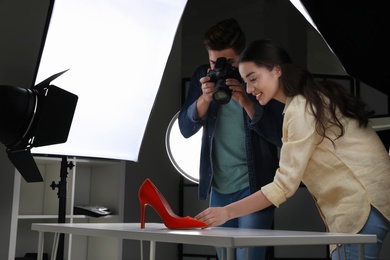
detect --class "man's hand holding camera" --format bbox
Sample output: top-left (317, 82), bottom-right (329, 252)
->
top-left (200, 75), bottom-right (215, 103)
top-left (197, 57), bottom-right (255, 119)
top-left (227, 78), bottom-right (254, 112)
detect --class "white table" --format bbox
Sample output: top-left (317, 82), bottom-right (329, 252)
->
top-left (31, 222), bottom-right (376, 260)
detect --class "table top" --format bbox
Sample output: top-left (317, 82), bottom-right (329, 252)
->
top-left (31, 222), bottom-right (377, 248)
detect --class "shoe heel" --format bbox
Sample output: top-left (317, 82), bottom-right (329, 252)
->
top-left (140, 200), bottom-right (146, 229)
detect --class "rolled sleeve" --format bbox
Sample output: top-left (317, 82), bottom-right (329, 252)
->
top-left (262, 177), bottom-right (287, 207)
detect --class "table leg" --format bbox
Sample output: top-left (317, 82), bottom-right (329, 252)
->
top-left (51, 233), bottom-right (60, 260)
top-left (37, 232), bottom-right (44, 260)
top-left (358, 244), bottom-right (365, 260)
top-left (226, 247), bottom-right (234, 260)
top-left (140, 240), bottom-right (143, 260)
top-left (150, 241), bottom-right (156, 260)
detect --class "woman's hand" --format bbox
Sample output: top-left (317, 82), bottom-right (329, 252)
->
top-left (196, 190), bottom-right (272, 228)
top-left (195, 207), bottom-right (230, 227)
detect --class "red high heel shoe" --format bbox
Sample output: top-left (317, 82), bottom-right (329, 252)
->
top-left (138, 178), bottom-right (206, 229)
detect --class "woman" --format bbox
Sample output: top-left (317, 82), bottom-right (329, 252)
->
top-left (195, 39), bottom-right (390, 259)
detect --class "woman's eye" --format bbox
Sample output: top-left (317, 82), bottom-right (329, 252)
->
top-left (250, 78), bottom-right (256, 82)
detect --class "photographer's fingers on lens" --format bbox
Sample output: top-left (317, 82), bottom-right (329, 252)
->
top-left (228, 85), bottom-right (241, 94)
top-left (226, 78), bottom-right (240, 87)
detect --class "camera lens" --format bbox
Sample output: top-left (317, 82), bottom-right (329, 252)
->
top-left (213, 82), bottom-right (231, 104)
top-left (213, 90), bottom-right (231, 104)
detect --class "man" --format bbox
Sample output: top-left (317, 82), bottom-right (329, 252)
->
top-left (179, 18), bottom-right (284, 259)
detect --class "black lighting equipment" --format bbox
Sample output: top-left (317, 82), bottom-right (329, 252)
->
top-left (299, 0), bottom-right (390, 96)
top-left (0, 69), bottom-right (78, 182)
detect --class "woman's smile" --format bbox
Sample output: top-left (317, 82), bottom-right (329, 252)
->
top-left (255, 92), bottom-right (263, 101)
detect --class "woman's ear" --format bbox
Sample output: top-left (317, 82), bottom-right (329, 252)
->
top-left (273, 65), bottom-right (282, 77)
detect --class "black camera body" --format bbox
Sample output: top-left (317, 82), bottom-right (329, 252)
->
top-left (207, 57), bottom-right (241, 104)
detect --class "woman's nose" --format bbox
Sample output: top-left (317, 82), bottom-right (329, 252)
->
top-left (245, 83), bottom-right (253, 94)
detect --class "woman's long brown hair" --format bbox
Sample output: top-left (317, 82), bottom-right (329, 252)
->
top-left (239, 39), bottom-right (374, 144)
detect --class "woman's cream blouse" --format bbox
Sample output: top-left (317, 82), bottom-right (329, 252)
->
top-left (262, 95), bottom-right (390, 240)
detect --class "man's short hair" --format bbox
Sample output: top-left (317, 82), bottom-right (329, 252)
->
top-left (203, 18), bottom-right (246, 55)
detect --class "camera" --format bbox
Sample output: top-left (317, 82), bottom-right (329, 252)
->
top-left (207, 57), bottom-right (242, 104)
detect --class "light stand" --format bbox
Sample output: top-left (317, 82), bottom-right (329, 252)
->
top-left (50, 156), bottom-right (74, 260)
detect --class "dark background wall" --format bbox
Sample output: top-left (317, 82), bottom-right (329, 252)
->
top-left (0, 0), bottom-right (52, 257)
